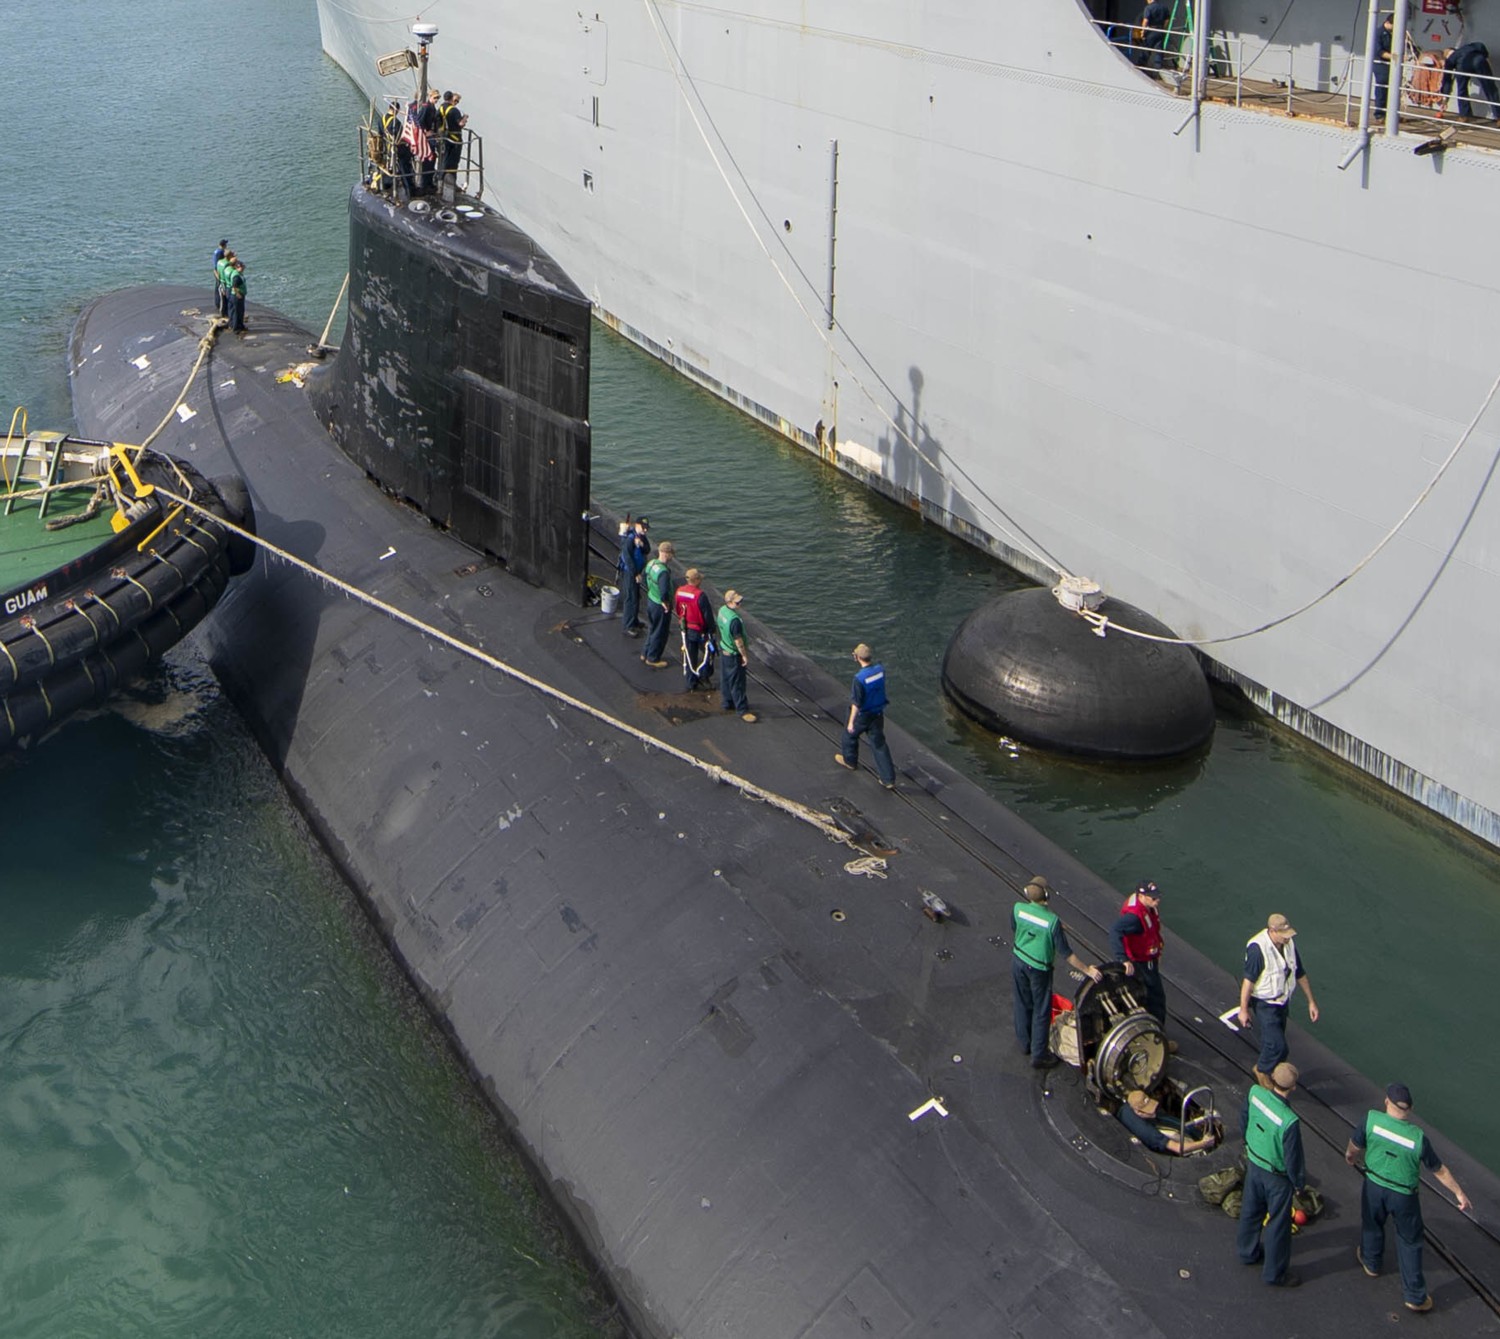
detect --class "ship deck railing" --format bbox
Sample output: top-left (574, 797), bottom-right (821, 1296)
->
top-left (358, 117), bottom-right (485, 205)
top-left (1092, 20), bottom-right (1500, 151)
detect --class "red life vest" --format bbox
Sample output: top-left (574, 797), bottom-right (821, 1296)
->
top-left (674, 585), bottom-right (709, 632)
top-left (1118, 893), bottom-right (1163, 962)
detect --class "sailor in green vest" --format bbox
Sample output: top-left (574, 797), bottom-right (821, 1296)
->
top-left (715, 590), bottom-right (756, 723)
top-left (1011, 875), bottom-right (1103, 1069)
top-left (1345, 1082), bottom-right (1471, 1314)
top-left (215, 250), bottom-right (236, 319)
top-left (1236, 1061), bottom-right (1306, 1287)
top-left (640, 539), bottom-right (675, 668)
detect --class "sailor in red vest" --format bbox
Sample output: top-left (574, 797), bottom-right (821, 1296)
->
top-left (1110, 880), bottom-right (1172, 1048)
top-left (673, 567), bottom-right (715, 691)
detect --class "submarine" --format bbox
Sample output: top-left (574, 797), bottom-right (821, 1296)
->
top-left (69, 81), bottom-right (1500, 1339)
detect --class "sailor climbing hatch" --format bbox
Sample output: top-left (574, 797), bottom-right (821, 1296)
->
top-left (1011, 875), bottom-right (1103, 1070)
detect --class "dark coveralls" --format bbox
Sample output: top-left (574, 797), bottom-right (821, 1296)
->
top-left (1237, 1086), bottom-right (1306, 1286)
top-left (642, 558), bottom-right (673, 664)
top-left (1442, 42), bottom-right (1500, 120)
top-left (674, 586), bottom-right (715, 690)
top-left (441, 101), bottom-right (464, 179)
top-left (1140, 1), bottom-right (1172, 69)
top-left (417, 98), bottom-right (442, 193)
top-left (1110, 901), bottom-right (1166, 1025)
top-left (1011, 900), bottom-right (1074, 1063)
top-left (227, 267), bottom-right (247, 333)
top-left (1350, 1113), bottom-right (1444, 1307)
top-left (1116, 1104), bottom-right (1172, 1154)
top-left (1243, 937), bottom-right (1307, 1073)
top-left (841, 663), bottom-right (895, 785)
top-left (392, 110), bottom-right (416, 199)
top-left (618, 525), bottom-right (647, 635)
top-left (717, 606), bottom-right (750, 713)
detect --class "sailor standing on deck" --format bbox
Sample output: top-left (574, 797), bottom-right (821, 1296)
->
top-left (673, 568), bottom-right (715, 691)
top-left (1237, 1062), bottom-right (1307, 1288)
top-left (836, 644), bottom-right (897, 789)
top-left (1110, 880), bottom-right (1174, 1049)
top-left (227, 259), bottom-right (247, 334)
top-left (1346, 1082), bottom-right (1471, 1314)
top-left (618, 516), bottom-right (648, 638)
top-left (440, 91), bottom-right (467, 183)
top-left (716, 590), bottom-right (756, 723)
top-left (1237, 913), bottom-right (1319, 1087)
top-left (1010, 876), bottom-right (1103, 1070)
top-left (640, 539), bottom-right (675, 668)
top-left (212, 239), bottom-right (228, 314)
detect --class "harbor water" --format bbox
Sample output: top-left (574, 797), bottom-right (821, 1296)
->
top-left (3, 2), bottom-right (1498, 1330)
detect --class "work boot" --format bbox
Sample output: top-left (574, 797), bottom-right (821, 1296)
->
top-left (1405, 1296), bottom-right (1434, 1313)
top-left (834, 754), bottom-right (855, 770)
top-left (1271, 1272), bottom-right (1302, 1289)
top-left (741, 712), bottom-right (757, 723)
top-left (1356, 1249), bottom-right (1379, 1278)
top-left (1031, 1051), bottom-right (1061, 1070)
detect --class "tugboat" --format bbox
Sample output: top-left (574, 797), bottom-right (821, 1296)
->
top-left (0, 410), bottom-right (252, 749)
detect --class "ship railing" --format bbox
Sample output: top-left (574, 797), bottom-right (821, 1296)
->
top-left (1094, 19), bottom-right (1500, 138)
top-left (1342, 54), bottom-right (1500, 138)
top-left (358, 112), bottom-right (485, 205)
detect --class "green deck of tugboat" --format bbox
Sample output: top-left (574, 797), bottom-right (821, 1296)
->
top-left (0, 484), bottom-right (115, 592)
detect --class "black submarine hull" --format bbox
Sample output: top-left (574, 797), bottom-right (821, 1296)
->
top-left (68, 196), bottom-right (1500, 1337)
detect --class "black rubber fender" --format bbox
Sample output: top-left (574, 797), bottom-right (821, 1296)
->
top-left (210, 473), bottom-right (257, 576)
top-left (0, 561), bottom-right (230, 748)
top-left (0, 455), bottom-right (236, 694)
top-left (941, 588), bottom-right (1215, 760)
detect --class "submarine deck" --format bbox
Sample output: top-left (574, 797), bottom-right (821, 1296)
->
top-left (70, 285), bottom-right (1500, 1339)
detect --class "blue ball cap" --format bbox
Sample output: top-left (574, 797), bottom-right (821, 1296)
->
top-left (1387, 1082), bottom-right (1413, 1110)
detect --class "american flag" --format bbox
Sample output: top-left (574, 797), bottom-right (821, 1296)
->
top-left (401, 100), bottom-right (434, 161)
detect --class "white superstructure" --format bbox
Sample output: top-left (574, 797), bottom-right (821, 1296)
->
top-left (317, 0), bottom-right (1500, 845)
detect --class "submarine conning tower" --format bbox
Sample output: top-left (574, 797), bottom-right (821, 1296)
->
top-left (309, 186), bottom-right (592, 603)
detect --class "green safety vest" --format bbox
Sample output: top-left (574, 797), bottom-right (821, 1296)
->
top-left (216, 257), bottom-right (233, 287)
top-left (716, 605), bottom-right (745, 656)
top-left (644, 558), bottom-right (671, 607)
top-left (1364, 1110), bottom-right (1424, 1194)
top-left (1012, 901), bottom-right (1059, 971)
top-left (1245, 1087), bottom-right (1299, 1175)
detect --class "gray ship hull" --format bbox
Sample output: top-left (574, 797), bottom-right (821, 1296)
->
top-left (316, 0), bottom-right (1500, 846)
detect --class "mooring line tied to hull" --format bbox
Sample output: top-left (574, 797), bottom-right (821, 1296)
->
top-left (127, 314), bottom-right (860, 851)
top-left (157, 482), bottom-right (859, 851)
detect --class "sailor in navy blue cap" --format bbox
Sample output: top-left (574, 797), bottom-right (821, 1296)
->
top-left (1346, 1082), bottom-right (1472, 1314)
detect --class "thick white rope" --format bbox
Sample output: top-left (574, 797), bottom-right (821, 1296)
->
top-left (159, 484), bottom-right (857, 849)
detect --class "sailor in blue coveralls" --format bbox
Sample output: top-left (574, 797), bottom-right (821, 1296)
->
top-left (1237, 1062), bottom-right (1306, 1287)
top-left (1442, 42), bottom-right (1500, 121)
top-left (618, 517), bottom-right (648, 637)
top-left (837, 644), bottom-right (896, 787)
top-left (1346, 1083), bottom-right (1472, 1314)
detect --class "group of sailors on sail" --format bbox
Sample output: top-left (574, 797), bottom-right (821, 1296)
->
top-left (369, 89), bottom-right (470, 200)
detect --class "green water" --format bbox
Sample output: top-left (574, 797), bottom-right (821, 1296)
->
top-left (1, 2), bottom-right (616, 1332)
top-left (2, 5), bottom-right (1496, 1331)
